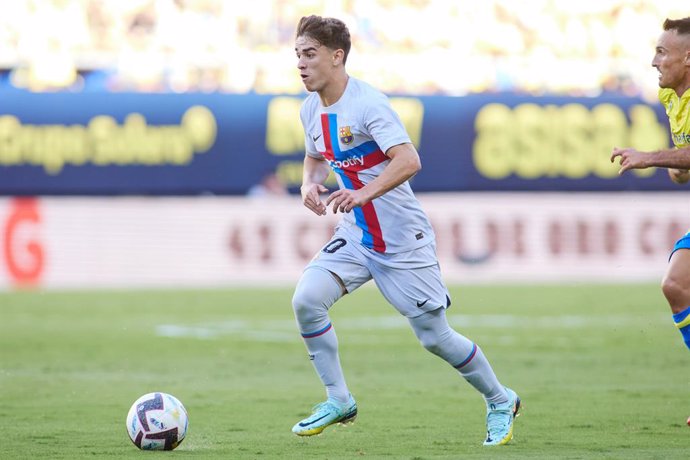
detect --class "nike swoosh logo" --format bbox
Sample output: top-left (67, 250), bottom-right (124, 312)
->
top-left (312, 133), bottom-right (322, 142)
top-left (416, 299), bottom-right (429, 308)
top-left (298, 414), bottom-right (329, 427)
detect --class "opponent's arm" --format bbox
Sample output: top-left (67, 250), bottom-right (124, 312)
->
top-left (668, 167), bottom-right (690, 184)
top-left (301, 155), bottom-right (331, 216)
top-left (611, 146), bottom-right (690, 172)
top-left (326, 142), bottom-right (421, 213)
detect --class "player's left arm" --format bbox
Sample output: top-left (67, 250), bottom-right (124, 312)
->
top-left (326, 143), bottom-right (421, 213)
top-left (668, 167), bottom-right (690, 184)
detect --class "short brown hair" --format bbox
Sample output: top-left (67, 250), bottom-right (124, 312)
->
top-left (663, 17), bottom-right (690, 35)
top-left (296, 15), bottom-right (351, 64)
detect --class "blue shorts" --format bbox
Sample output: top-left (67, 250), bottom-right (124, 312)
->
top-left (670, 230), bottom-right (690, 259)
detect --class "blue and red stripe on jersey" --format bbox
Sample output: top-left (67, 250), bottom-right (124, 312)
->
top-left (320, 113), bottom-right (388, 253)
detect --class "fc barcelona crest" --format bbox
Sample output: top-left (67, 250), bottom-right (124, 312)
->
top-left (339, 126), bottom-right (354, 144)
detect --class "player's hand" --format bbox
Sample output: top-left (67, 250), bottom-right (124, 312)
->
top-left (669, 168), bottom-right (690, 184)
top-left (301, 183), bottom-right (328, 216)
top-left (610, 147), bottom-right (648, 174)
top-left (326, 188), bottom-right (367, 214)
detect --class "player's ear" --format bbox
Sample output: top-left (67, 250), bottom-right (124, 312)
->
top-left (332, 49), bottom-right (344, 66)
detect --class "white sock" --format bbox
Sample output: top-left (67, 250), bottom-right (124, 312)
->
top-left (300, 320), bottom-right (350, 404)
top-left (454, 345), bottom-right (507, 405)
top-left (292, 267), bottom-right (350, 405)
top-left (408, 308), bottom-right (508, 405)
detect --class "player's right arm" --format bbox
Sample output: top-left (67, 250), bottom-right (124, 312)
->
top-left (301, 155), bottom-right (330, 216)
top-left (611, 145), bottom-right (690, 178)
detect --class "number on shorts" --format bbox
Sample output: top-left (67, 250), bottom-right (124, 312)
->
top-left (322, 238), bottom-right (347, 254)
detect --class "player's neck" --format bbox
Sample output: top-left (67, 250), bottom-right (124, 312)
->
top-left (319, 73), bottom-right (349, 107)
top-left (675, 81), bottom-right (690, 98)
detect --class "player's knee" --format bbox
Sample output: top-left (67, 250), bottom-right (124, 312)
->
top-left (419, 335), bottom-right (444, 356)
top-left (415, 326), bottom-right (449, 356)
top-left (409, 309), bottom-right (453, 356)
top-left (292, 268), bottom-right (341, 326)
top-left (661, 274), bottom-right (690, 313)
top-left (292, 286), bottom-right (325, 325)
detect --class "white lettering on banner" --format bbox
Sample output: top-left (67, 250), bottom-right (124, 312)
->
top-left (0, 194), bottom-right (687, 289)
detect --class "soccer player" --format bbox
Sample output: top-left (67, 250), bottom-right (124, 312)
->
top-left (290, 15), bottom-right (519, 446)
top-left (610, 17), bottom-right (690, 356)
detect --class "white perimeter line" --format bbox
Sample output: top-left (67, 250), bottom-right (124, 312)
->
top-left (156, 314), bottom-right (668, 341)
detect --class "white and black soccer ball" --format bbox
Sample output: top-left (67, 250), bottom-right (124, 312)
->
top-left (126, 392), bottom-right (188, 450)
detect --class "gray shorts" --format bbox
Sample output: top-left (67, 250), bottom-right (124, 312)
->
top-left (307, 229), bottom-right (451, 318)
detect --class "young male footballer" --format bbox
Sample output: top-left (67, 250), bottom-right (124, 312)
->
top-left (290, 15), bottom-right (519, 446)
top-left (611, 17), bottom-right (690, 423)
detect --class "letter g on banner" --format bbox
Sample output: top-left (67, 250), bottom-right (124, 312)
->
top-left (3, 198), bottom-right (44, 287)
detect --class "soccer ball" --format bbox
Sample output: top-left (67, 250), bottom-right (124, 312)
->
top-left (125, 392), bottom-right (188, 450)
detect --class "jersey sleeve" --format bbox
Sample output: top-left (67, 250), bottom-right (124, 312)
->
top-left (300, 100), bottom-right (322, 159)
top-left (362, 92), bottom-right (411, 155)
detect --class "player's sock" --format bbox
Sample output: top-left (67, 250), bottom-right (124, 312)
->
top-left (408, 309), bottom-right (508, 405)
top-left (672, 306), bottom-right (690, 350)
top-left (454, 344), bottom-right (508, 405)
top-left (300, 321), bottom-right (350, 404)
top-left (292, 267), bottom-right (350, 404)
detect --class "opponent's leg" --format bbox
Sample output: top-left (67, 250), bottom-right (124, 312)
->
top-left (661, 248), bottom-right (690, 350)
top-left (291, 266), bottom-right (356, 435)
top-left (408, 308), bottom-right (520, 446)
top-left (661, 242), bottom-right (690, 426)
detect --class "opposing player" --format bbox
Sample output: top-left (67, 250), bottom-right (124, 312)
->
top-left (611, 17), bottom-right (690, 355)
top-left (290, 15), bottom-right (519, 446)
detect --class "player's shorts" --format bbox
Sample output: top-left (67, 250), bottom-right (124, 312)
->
top-left (306, 228), bottom-right (450, 318)
top-left (670, 230), bottom-right (690, 259)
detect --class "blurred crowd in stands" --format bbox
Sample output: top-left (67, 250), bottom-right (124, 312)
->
top-left (0, 0), bottom-right (686, 100)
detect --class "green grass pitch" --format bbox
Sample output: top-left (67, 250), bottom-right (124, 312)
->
top-left (1, 283), bottom-right (688, 459)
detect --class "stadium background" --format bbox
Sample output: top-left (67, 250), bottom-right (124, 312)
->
top-left (1, 0), bottom-right (689, 289)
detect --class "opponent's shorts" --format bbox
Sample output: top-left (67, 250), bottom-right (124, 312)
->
top-left (306, 229), bottom-right (451, 318)
top-left (670, 230), bottom-right (690, 259)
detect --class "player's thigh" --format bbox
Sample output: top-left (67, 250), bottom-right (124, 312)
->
top-left (666, 250), bottom-right (690, 286)
top-left (307, 234), bottom-right (372, 293)
top-left (667, 232), bottom-right (690, 281)
top-left (372, 263), bottom-right (450, 317)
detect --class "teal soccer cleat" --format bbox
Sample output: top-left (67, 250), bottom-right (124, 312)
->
top-left (292, 395), bottom-right (357, 436)
top-left (483, 387), bottom-right (520, 446)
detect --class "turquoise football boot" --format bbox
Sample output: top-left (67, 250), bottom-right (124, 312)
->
top-left (292, 395), bottom-right (357, 436)
top-left (483, 387), bottom-right (520, 446)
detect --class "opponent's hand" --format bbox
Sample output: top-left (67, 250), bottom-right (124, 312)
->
top-left (301, 183), bottom-right (328, 215)
top-left (326, 188), bottom-right (367, 214)
top-left (610, 147), bottom-right (648, 174)
top-left (669, 168), bottom-right (690, 184)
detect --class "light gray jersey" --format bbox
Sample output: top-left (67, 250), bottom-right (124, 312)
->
top-left (300, 77), bottom-right (434, 254)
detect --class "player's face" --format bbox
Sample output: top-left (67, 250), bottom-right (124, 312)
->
top-left (652, 30), bottom-right (690, 94)
top-left (295, 36), bottom-right (339, 93)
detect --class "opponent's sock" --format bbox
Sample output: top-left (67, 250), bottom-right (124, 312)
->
top-left (672, 306), bottom-right (690, 350)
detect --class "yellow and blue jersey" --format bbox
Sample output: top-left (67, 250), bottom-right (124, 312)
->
top-left (660, 88), bottom-right (690, 255)
top-left (658, 87), bottom-right (690, 148)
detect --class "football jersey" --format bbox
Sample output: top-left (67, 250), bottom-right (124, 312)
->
top-left (300, 77), bottom-right (434, 254)
top-left (659, 87), bottom-right (690, 148)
